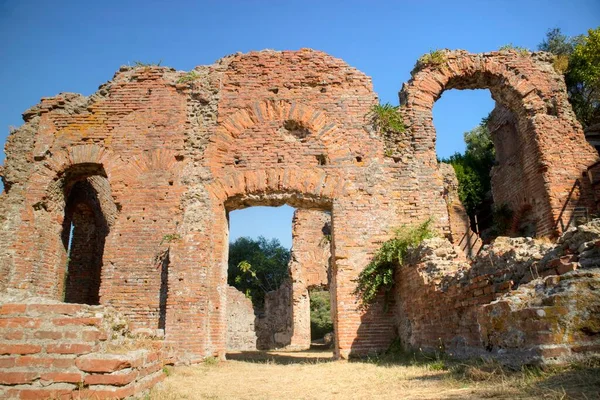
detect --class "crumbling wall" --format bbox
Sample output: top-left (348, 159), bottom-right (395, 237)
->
top-left (0, 293), bottom-right (166, 399)
top-left (401, 50), bottom-right (599, 237)
top-left (395, 220), bottom-right (600, 365)
top-left (256, 281), bottom-right (295, 350)
top-left (0, 49), bottom-right (598, 367)
top-left (226, 286), bottom-right (257, 351)
top-left (439, 163), bottom-right (480, 256)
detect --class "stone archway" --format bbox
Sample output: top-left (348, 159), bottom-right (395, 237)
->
top-left (400, 50), bottom-right (599, 236)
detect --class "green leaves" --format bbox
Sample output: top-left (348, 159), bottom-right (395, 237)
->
top-left (368, 103), bottom-right (405, 135)
top-left (441, 121), bottom-right (495, 216)
top-left (538, 27), bottom-right (600, 128)
top-left (354, 220), bottom-right (435, 309)
top-left (228, 236), bottom-right (290, 307)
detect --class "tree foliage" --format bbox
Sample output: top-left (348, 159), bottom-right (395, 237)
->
top-left (309, 290), bottom-right (333, 340)
top-left (441, 121), bottom-right (495, 216)
top-left (354, 220), bottom-right (435, 309)
top-left (538, 27), bottom-right (600, 128)
top-left (228, 236), bottom-right (290, 307)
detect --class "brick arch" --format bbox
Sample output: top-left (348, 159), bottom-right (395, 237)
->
top-left (400, 50), bottom-right (599, 236)
top-left (401, 51), bottom-right (548, 159)
top-left (205, 167), bottom-right (346, 209)
top-left (9, 144), bottom-right (123, 298)
top-left (206, 100), bottom-right (354, 168)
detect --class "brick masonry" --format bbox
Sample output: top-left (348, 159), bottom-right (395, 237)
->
top-left (0, 48), bottom-right (598, 383)
top-left (0, 296), bottom-right (166, 399)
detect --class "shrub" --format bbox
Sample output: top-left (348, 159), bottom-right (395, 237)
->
top-left (310, 290), bottom-right (333, 340)
top-left (414, 49), bottom-right (447, 70)
top-left (177, 71), bottom-right (200, 84)
top-left (498, 44), bottom-right (530, 56)
top-left (353, 220), bottom-right (435, 309)
top-left (368, 103), bottom-right (405, 135)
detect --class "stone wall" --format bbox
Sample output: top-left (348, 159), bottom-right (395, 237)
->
top-left (226, 286), bottom-right (257, 351)
top-left (395, 220), bottom-right (600, 365)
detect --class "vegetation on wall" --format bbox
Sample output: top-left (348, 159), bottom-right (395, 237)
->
top-left (309, 289), bottom-right (333, 340)
top-left (539, 27), bottom-right (600, 128)
top-left (414, 49), bottom-right (447, 71)
top-left (368, 103), bottom-right (405, 135)
top-left (354, 220), bottom-right (435, 309)
top-left (228, 236), bottom-right (290, 307)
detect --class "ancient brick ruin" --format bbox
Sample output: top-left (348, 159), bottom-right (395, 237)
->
top-left (1, 48), bottom-right (599, 398)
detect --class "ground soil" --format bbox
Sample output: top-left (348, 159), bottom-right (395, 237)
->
top-left (149, 350), bottom-right (600, 400)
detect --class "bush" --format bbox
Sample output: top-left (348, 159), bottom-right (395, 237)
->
top-left (353, 220), bottom-right (435, 309)
top-left (310, 290), bottom-right (333, 340)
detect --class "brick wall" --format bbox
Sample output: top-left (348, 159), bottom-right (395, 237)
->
top-left (395, 220), bottom-right (600, 365)
top-left (0, 297), bottom-right (165, 399)
top-left (0, 49), bottom-right (597, 365)
top-left (401, 50), bottom-right (599, 237)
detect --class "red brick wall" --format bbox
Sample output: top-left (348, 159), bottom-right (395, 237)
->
top-left (0, 300), bottom-right (165, 399)
top-left (401, 50), bottom-right (599, 237)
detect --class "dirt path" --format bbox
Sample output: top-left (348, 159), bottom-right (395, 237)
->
top-left (149, 351), bottom-right (600, 400)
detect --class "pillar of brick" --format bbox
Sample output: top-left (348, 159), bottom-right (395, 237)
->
top-left (287, 209), bottom-right (331, 350)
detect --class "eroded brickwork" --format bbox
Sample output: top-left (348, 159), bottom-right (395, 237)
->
top-left (401, 50), bottom-right (599, 237)
top-left (0, 49), bottom-right (598, 382)
top-left (395, 220), bottom-right (600, 365)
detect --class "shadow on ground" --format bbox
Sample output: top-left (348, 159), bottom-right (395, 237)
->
top-left (226, 348), bottom-right (334, 364)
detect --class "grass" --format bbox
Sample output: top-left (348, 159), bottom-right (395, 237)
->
top-left (147, 351), bottom-right (600, 399)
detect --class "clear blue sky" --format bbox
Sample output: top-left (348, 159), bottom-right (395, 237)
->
top-left (1, 0), bottom-right (598, 248)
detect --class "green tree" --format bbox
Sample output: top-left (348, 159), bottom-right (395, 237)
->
top-left (228, 236), bottom-right (290, 308)
top-left (566, 27), bottom-right (600, 128)
top-left (309, 290), bottom-right (333, 340)
top-left (538, 27), bottom-right (600, 128)
top-left (441, 120), bottom-right (495, 216)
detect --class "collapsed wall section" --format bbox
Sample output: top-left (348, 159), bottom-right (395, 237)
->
top-left (0, 294), bottom-right (166, 399)
top-left (395, 220), bottom-right (600, 365)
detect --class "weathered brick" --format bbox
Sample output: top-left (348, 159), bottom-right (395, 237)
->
top-left (0, 344), bottom-right (41, 355)
top-left (84, 369), bottom-right (137, 386)
top-left (40, 371), bottom-right (83, 383)
top-left (0, 371), bottom-right (37, 384)
top-left (46, 343), bottom-right (93, 355)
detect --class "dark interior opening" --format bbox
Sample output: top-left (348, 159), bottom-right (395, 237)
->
top-left (61, 178), bottom-right (109, 305)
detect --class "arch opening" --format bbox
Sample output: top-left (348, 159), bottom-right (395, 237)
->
top-left (59, 164), bottom-right (115, 305)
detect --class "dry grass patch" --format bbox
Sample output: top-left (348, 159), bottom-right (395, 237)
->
top-left (148, 351), bottom-right (600, 400)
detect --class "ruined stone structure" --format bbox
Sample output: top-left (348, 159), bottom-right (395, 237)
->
top-left (1, 48), bottom-right (599, 398)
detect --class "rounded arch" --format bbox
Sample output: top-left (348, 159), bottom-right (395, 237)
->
top-left (205, 167), bottom-right (345, 211)
top-left (399, 50), bottom-right (598, 236)
top-left (10, 145), bottom-right (122, 299)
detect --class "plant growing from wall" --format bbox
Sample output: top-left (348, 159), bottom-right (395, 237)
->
top-left (414, 49), bottom-right (447, 71)
top-left (368, 103), bottom-right (405, 135)
top-left (133, 60), bottom-right (162, 67)
top-left (498, 44), bottom-right (530, 56)
top-left (353, 219), bottom-right (435, 309)
top-left (177, 71), bottom-right (200, 84)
